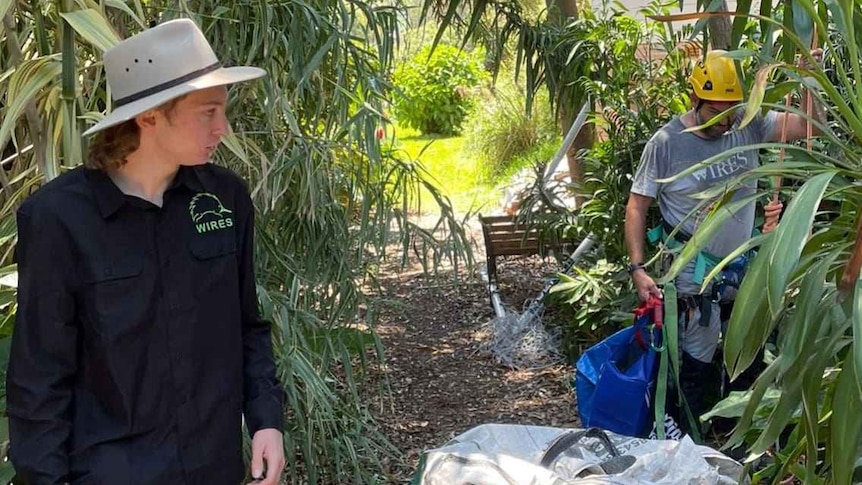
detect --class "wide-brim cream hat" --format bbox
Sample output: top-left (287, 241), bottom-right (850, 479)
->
top-left (83, 18), bottom-right (265, 137)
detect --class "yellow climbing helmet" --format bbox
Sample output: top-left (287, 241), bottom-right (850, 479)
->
top-left (687, 50), bottom-right (744, 102)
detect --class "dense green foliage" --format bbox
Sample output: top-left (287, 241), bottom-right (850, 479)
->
top-left (422, 0), bottom-right (862, 480)
top-left (465, 78), bottom-right (558, 178)
top-left (0, 1), bottom-right (471, 483)
top-left (509, 3), bottom-right (692, 346)
top-left (392, 44), bottom-right (485, 135)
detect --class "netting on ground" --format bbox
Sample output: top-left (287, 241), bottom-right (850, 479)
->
top-left (481, 298), bottom-right (562, 370)
top-left (480, 234), bottom-right (596, 370)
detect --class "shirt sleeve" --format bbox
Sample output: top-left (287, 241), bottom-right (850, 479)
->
top-left (236, 188), bottom-right (285, 437)
top-left (755, 110), bottom-right (780, 142)
top-left (630, 138), bottom-right (664, 198)
top-left (7, 207), bottom-right (78, 485)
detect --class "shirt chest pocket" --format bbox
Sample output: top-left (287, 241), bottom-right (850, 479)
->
top-left (81, 255), bottom-right (150, 339)
top-left (188, 234), bottom-right (238, 295)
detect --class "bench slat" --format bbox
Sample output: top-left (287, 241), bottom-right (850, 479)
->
top-left (492, 246), bottom-right (544, 256)
top-left (489, 239), bottom-right (541, 250)
top-left (486, 234), bottom-right (539, 243)
top-left (481, 215), bottom-right (524, 224)
top-left (483, 226), bottom-right (536, 234)
top-left (479, 214), bottom-right (576, 285)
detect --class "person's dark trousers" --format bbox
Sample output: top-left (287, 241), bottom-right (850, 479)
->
top-left (674, 350), bottom-right (721, 436)
top-left (665, 297), bottom-right (722, 437)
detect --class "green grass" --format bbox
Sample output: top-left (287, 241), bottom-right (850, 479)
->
top-left (391, 125), bottom-right (501, 216)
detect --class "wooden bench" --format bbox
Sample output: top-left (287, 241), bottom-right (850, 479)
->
top-left (479, 214), bottom-right (574, 284)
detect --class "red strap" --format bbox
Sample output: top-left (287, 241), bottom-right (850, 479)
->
top-left (633, 296), bottom-right (664, 329)
top-left (653, 299), bottom-right (664, 329)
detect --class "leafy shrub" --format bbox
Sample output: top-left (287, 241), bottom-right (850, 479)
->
top-left (465, 81), bottom-right (558, 178)
top-left (509, 4), bottom-right (692, 359)
top-left (549, 258), bottom-right (639, 356)
top-left (392, 44), bottom-right (485, 135)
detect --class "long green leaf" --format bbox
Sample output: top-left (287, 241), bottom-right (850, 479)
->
top-left (724, 358), bottom-right (782, 449)
top-left (60, 9), bottom-right (122, 53)
top-left (0, 0), bottom-right (14, 36)
top-left (730, 0), bottom-right (752, 49)
top-left (795, 260), bottom-right (838, 479)
top-left (725, 173), bottom-right (836, 378)
top-left (829, 362), bottom-right (862, 485)
top-left (698, 233), bottom-right (766, 293)
top-left (781, 0), bottom-right (796, 64)
top-left (853, 279), bottom-right (862, 402)
top-left (701, 388), bottom-right (781, 421)
top-left (752, 315), bottom-right (848, 454)
top-left (764, 172), bottom-right (834, 315)
top-left (791, 0), bottom-right (814, 49)
top-left (777, 256), bottom-right (834, 374)
top-left (725, 238), bottom-right (774, 377)
top-left (105, 0), bottom-right (147, 28)
top-left (757, 0), bottom-right (773, 53)
top-left (659, 193), bottom-right (761, 283)
top-left (738, 63), bottom-right (779, 131)
top-left (0, 56), bottom-right (62, 157)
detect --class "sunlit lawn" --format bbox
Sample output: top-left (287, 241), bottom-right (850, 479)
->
top-left (390, 125), bottom-right (502, 217)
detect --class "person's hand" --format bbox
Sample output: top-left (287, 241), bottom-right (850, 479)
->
top-left (247, 428), bottom-right (285, 485)
top-left (763, 199), bottom-right (783, 234)
top-left (798, 48), bottom-right (823, 69)
top-left (632, 269), bottom-right (662, 302)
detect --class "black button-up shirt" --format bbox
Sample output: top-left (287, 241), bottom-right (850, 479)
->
top-left (7, 165), bottom-right (284, 484)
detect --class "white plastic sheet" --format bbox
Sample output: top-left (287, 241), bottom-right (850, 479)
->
top-left (415, 424), bottom-right (747, 485)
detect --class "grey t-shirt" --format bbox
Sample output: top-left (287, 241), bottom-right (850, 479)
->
top-left (631, 113), bottom-right (776, 294)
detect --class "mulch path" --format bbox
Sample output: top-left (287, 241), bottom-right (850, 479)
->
top-left (364, 247), bottom-right (582, 483)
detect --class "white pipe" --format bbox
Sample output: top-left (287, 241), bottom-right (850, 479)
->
top-left (543, 99), bottom-right (590, 183)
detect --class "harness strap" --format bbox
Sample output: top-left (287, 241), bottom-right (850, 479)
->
top-left (648, 221), bottom-right (723, 285)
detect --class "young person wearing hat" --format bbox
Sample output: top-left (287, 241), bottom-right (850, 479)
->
top-left (623, 49), bottom-right (824, 432)
top-left (7, 19), bottom-right (285, 484)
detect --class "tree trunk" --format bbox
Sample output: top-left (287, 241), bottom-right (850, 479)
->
top-left (707, 0), bottom-right (732, 50)
top-left (546, 0), bottom-right (578, 23)
top-left (546, 0), bottom-right (591, 206)
top-left (839, 214), bottom-right (862, 297)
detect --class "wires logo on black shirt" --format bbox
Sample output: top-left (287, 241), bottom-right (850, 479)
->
top-left (190, 192), bottom-right (234, 234)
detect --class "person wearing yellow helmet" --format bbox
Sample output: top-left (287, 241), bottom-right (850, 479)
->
top-left (622, 48), bottom-right (825, 437)
top-left (687, 49), bottom-right (745, 138)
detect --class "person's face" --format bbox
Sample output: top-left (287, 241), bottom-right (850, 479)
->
top-left (148, 86), bottom-right (230, 166)
top-left (696, 100), bottom-right (738, 139)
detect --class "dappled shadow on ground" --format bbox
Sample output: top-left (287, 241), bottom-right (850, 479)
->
top-left (364, 254), bottom-right (580, 483)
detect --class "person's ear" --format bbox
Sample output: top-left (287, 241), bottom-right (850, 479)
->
top-left (689, 93), bottom-right (700, 110)
top-left (135, 109), bottom-right (159, 131)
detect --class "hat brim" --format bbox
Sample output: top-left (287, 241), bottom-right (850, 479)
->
top-left (82, 66), bottom-right (266, 137)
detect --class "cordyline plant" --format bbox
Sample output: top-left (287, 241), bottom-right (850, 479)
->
top-left (657, 0), bottom-right (862, 482)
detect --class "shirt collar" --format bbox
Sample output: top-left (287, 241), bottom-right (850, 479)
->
top-left (172, 165), bottom-right (205, 193)
top-left (85, 168), bottom-right (125, 219)
top-left (187, 164), bottom-right (217, 193)
top-left (86, 165), bottom-right (215, 219)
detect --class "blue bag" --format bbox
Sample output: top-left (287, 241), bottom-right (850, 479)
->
top-left (575, 297), bottom-right (663, 437)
